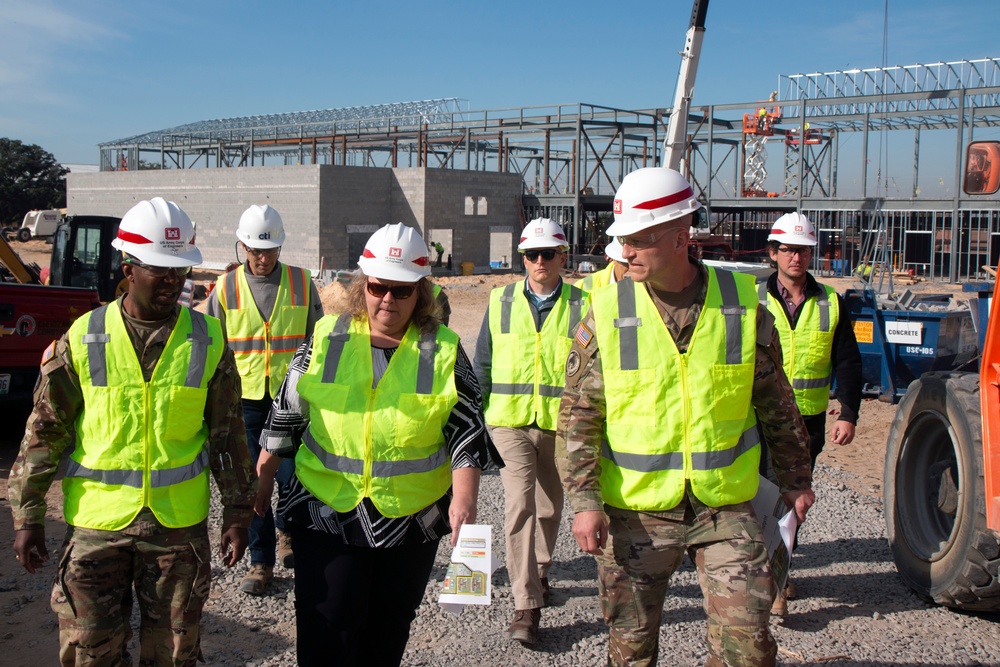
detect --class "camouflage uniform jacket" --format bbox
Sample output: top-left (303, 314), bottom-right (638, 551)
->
top-left (557, 262), bottom-right (812, 519)
top-left (8, 296), bottom-right (257, 531)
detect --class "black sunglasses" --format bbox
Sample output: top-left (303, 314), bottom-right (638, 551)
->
top-left (523, 249), bottom-right (558, 262)
top-left (366, 281), bottom-right (416, 300)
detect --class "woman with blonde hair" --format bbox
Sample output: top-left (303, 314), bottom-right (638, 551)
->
top-left (255, 223), bottom-right (495, 667)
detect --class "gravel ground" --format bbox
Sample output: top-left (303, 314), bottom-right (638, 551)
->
top-left (191, 462), bottom-right (1000, 667)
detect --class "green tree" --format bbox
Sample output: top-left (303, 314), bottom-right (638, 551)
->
top-left (0, 138), bottom-right (68, 226)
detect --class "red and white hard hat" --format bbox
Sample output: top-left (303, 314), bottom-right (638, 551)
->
top-left (358, 223), bottom-right (431, 282)
top-left (111, 197), bottom-right (201, 267)
top-left (604, 238), bottom-right (626, 263)
top-left (518, 218), bottom-right (568, 251)
top-left (605, 167), bottom-right (702, 237)
top-left (237, 205), bottom-right (285, 249)
top-left (768, 212), bottom-right (817, 246)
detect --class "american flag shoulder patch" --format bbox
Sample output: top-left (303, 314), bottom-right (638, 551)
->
top-left (574, 322), bottom-right (594, 348)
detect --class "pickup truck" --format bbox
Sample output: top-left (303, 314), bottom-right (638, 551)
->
top-left (0, 283), bottom-right (100, 432)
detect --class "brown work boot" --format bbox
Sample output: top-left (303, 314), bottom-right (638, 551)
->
top-left (240, 564), bottom-right (273, 596)
top-left (540, 577), bottom-right (551, 606)
top-left (785, 577), bottom-right (797, 599)
top-left (508, 608), bottom-right (540, 645)
top-left (277, 529), bottom-right (295, 569)
top-left (771, 585), bottom-right (789, 618)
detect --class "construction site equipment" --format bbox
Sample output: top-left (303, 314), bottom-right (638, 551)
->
top-left (741, 103), bottom-right (782, 197)
top-left (2, 209), bottom-right (65, 243)
top-left (846, 288), bottom-right (979, 403)
top-left (881, 147), bottom-right (1000, 612)
top-left (0, 215), bottom-right (123, 431)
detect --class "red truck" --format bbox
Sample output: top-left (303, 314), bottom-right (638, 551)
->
top-left (0, 215), bottom-right (121, 434)
top-left (0, 283), bottom-right (101, 427)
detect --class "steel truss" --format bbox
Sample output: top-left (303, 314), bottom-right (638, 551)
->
top-left (96, 60), bottom-right (1000, 280)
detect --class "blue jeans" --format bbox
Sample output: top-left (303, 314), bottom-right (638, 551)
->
top-left (244, 396), bottom-right (294, 567)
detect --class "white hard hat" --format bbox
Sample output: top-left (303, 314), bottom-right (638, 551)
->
top-left (518, 218), bottom-right (568, 251)
top-left (604, 238), bottom-right (626, 263)
top-left (605, 167), bottom-right (702, 237)
top-left (237, 204), bottom-right (285, 249)
top-left (768, 212), bottom-right (817, 246)
top-left (358, 223), bottom-right (431, 282)
top-left (112, 197), bottom-right (201, 267)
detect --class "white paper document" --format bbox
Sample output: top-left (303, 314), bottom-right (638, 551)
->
top-left (750, 475), bottom-right (797, 591)
top-left (438, 524), bottom-right (500, 615)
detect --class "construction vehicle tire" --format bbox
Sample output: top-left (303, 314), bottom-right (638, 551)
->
top-left (884, 371), bottom-right (1000, 611)
top-left (16, 227), bottom-right (31, 243)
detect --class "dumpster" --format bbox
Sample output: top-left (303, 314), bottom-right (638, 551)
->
top-left (844, 289), bottom-right (980, 403)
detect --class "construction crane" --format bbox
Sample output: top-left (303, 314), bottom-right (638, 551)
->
top-left (661, 0), bottom-right (709, 172)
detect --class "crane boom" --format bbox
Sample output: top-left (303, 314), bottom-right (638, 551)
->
top-left (662, 0), bottom-right (709, 172)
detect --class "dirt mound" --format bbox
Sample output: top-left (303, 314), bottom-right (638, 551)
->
top-left (319, 281), bottom-right (351, 314)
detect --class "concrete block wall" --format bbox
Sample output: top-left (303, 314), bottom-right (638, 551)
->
top-left (67, 166), bottom-right (322, 270)
top-left (422, 169), bottom-right (524, 271)
top-left (67, 165), bottom-right (524, 274)
top-left (318, 165), bottom-right (394, 270)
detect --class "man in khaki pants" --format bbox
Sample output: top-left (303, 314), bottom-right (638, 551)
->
top-left (473, 218), bottom-right (585, 646)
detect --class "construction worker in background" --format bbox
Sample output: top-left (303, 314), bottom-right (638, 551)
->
top-left (9, 197), bottom-right (256, 666)
top-left (557, 167), bottom-right (814, 666)
top-left (207, 204), bottom-right (324, 596)
top-left (576, 237), bottom-right (629, 291)
top-left (760, 211), bottom-right (862, 616)
top-left (432, 240), bottom-right (445, 267)
top-left (473, 217), bottom-right (586, 646)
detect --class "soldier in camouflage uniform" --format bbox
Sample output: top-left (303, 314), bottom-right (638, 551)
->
top-left (8, 198), bottom-right (256, 667)
top-left (556, 169), bottom-right (814, 667)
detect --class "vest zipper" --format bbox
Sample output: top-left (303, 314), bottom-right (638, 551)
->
top-left (678, 354), bottom-right (692, 479)
top-left (362, 388), bottom-right (375, 497)
top-left (143, 382), bottom-right (152, 506)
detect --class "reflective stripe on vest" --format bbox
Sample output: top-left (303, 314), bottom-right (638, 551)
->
top-left (592, 269), bottom-right (760, 511)
top-left (485, 280), bottom-right (584, 429)
top-left (65, 302), bottom-right (224, 531)
top-left (576, 264), bottom-right (614, 293)
top-left (216, 263), bottom-right (311, 399)
top-left (760, 281), bottom-right (838, 415)
top-left (294, 313), bottom-right (458, 518)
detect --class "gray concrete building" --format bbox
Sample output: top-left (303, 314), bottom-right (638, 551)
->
top-left (67, 165), bottom-right (523, 272)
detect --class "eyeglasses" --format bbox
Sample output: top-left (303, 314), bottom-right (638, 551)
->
top-left (776, 246), bottom-right (812, 257)
top-left (124, 258), bottom-right (191, 278)
top-left (366, 281), bottom-right (416, 300)
top-left (244, 245), bottom-right (280, 257)
top-left (523, 249), bottom-right (559, 262)
top-left (617, 227), bottom-right (682, 250)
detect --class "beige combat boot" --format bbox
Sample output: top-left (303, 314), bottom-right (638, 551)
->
top-left (240, 564), bottom-right (273, 596)
top-left (277, 529), bottom-right (295, 569)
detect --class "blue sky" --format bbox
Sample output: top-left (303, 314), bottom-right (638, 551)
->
top-left (3, 0), bottom-right (998, 179)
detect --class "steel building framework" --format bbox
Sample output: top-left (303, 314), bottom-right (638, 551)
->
top-left (97, 59), bottom-right (1000, 281)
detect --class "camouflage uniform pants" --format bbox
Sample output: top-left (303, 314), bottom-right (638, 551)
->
top-left (50, 512), bottom-right (211, 667)
top-left (597, 506), bottom-right (777, 667)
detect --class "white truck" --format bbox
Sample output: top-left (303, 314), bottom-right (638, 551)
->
top-left (4, 208), bottom-right (65, 242)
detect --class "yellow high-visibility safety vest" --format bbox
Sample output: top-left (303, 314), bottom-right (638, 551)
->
top-left (294, 314), bottom-right (459, 518)
top-left (591, 270), bottom-right (761, 511)
top-left (759, 281), bottom-right (839, 416)
top-left (575, 263), bottom-right (615, 292)
top-left (65, 302), bottom-right (224, 530)
top-left (484, 280), bottom-right (586, 430)
top-left (214, 264), bottom-right (311, 400)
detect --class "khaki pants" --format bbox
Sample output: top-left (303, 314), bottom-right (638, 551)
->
top-left (492, 425), bottom-right (563, 610)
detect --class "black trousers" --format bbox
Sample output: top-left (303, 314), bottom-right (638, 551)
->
top-left (291, 525), bottom-right (440, 667)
